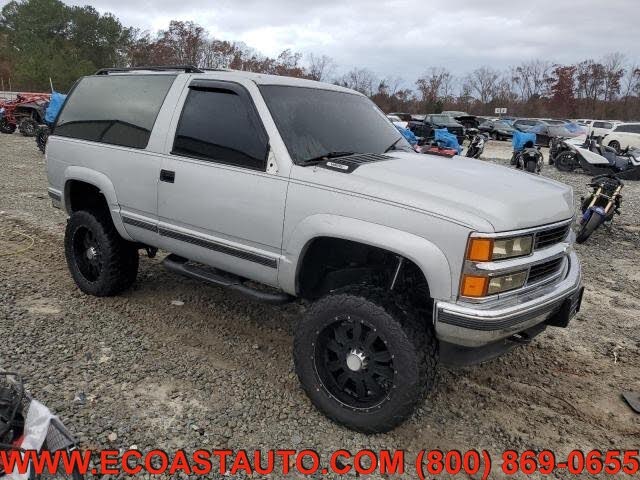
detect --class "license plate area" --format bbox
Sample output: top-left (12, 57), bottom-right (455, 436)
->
top-left (546, 287), bottom-right (584, 328)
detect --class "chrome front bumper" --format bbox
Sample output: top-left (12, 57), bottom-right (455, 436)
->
top-left (434, 251), bottom-right (582, 347)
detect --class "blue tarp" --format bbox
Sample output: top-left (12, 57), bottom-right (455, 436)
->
top-left (395, 125), bottom-right (418, 145)
top-left (434, 128), bottom-right (462, 153)
top-left (512, 130), bottom-right (536, 151)
top-left (44, 92), bottom-right (66, 125)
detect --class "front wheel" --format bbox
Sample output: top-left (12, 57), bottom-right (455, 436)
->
top-left (555, 151), bottom-right (576, 172)
top-left (65, 209), bottom-right (139, 296)
top-left (576, 211), bottom-right (604, 243)
top-left (0, 118), bottom-right (16, 134)
top-left (19, 118), bottom-right (38, 137)
top-left (294, 286), bottom-right (437, 433)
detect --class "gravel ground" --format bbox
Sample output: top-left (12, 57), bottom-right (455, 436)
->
top-left (0, 133), bottom-right (639, 478)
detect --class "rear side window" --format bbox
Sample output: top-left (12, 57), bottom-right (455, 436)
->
top-left (593, 121), bottom-right (613, 129)
top-left (55, 75), bottom-right (175, 149)
top-left (615, 124), bottom-right (631, 133)
top-left (628, 124), bottom-right (640, 133)
top-left (172, 86), bottom-right (268, 170)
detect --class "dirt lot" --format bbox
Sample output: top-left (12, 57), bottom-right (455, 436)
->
top-left (1, 134), bottom-right (638, 478)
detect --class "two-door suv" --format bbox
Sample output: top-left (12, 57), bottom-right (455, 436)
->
top-left (46, 66), bottom-right (583, 433)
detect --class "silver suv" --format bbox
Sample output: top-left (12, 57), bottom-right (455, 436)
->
top-left (46, 66), bottom-right (583, 433)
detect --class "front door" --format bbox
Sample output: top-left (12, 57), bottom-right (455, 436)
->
top-left (157, 80), bottom-right (288, 287)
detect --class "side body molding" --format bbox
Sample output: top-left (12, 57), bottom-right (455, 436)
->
top-left (62, 166), bottom-right (132, 240)
top-left (279, 214), bottom-right (453, 301)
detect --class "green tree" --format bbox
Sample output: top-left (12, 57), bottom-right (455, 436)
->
top-left (0, 0), bottom-right (133, 91)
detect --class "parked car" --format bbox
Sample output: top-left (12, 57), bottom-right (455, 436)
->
top-left (603, 122), bottom-right (640, 152)
top-left (388, 112), bottom-right (412, 122)
top-left (46, 66), bottom-right (583, 434)
top-left (386, 114), bottom-right (408, 129)
top-left (588, 120), bottom-right (618, 139)
top-left (408, 114), bottom-right (465, 144)
top-left (478, 119), bottom-right (516, 140)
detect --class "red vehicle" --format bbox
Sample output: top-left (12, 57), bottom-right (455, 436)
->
top-left (0, 92), bottom-right (50, 136)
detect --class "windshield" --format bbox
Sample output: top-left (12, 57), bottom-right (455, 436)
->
top-left (495, 121), bottom-right (513, 128)
top-left (431, 115), bottom-right (455, 123)
top-left (259, 85), bottom-right (410, 164)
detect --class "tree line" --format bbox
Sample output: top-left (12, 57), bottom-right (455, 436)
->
top-left (1, 0), bottom-right (639, 120)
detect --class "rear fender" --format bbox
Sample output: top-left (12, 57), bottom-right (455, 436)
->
top-left (62, 166), bottom-right (132, 240)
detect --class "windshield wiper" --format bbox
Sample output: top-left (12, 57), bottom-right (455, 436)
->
top-left (384, 137), bottom-right (402, 153)
top-left (302, 151), bottom-right (356, 165)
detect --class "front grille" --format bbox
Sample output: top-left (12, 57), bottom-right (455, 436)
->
top-left (534, 224), bottom-right (570, 250)
top-left (527, 258), bottom-right (563, 285)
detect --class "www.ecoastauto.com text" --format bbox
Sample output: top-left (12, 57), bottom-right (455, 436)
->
top-left (1, 448), bottom-right (639, 477)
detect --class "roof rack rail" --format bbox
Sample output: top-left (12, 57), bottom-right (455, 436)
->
top-left (94, 65), bottom-right (204, 75)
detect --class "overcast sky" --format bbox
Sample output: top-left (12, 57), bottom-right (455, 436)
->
top-left (62, 0), bottom-right (639, 85)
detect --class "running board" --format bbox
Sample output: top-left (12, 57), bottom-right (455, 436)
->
top-left (162, 254), bottom-right (293, 305)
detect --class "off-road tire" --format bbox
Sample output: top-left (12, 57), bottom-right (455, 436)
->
top-left (36, 126), bottom-right (50, 153)
top-left (608, 140), bottom-right (621, 154)
top-left (0, 119), bottom-right (16, 134)
top-left (576, 212), bottom-right (603, 243)
top-left (18, 118), bottom-right (38, 137)
top-left (65, 209), bottom-right (138, 296)
top-left (294, 285), bottom-right (438, 433)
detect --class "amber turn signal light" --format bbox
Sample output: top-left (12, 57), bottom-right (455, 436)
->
top-left (460, 275), bottom-right (488, 297)
top-left (466, 238), bottom-right (493, 262)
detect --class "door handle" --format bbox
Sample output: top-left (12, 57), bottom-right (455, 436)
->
top-left (160, 169), bottom-right (175, 183)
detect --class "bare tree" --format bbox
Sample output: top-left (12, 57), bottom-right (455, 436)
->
top-left (466, 66), bottom-right (500, 104)
top-left (415, 67), bottom-right (452, 105)
top-left (511, 60), bottom-right (553, 101)
top-left (307, 53), bottom-right (335, 81)
top-left (335, 68), bottom-right (377, 96)
top-left (601, 52), bottom-right (625, 101)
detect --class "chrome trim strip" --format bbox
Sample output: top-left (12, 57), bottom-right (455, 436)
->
top-left (121, 215), bottom-right (278, 269)
top-left (469, 218), bottom-right (573, 239)
top-left (47, 189), bottom-right (62, 202)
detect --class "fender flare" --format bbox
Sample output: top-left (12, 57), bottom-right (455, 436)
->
top-left (62, 166), bottom-right (132, 240)
top-left (279, 214), bottom-right (453, 300)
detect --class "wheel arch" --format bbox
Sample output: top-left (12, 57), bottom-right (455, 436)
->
top-left (280, 214), bottom-right (452, 300)
top-left (62, 167), bottom-right (132, 240)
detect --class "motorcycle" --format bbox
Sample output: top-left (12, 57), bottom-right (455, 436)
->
top-left (576, 174), bottom-right (623, 243)
top-left (511, 131), bottom-right (543, 173)
top-left (465, 131), bottom-right (488, 159)
top-left (554, 137), bottom-right (640, 180)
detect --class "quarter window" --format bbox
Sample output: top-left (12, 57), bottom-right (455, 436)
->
top-left (172, 86), bottom-right (268, 170)
top-left (55, 75), bottom-right (175, 149)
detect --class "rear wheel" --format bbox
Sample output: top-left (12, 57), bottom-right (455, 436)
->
top-left (608, 140), bottom-right (621, 154)
top-left (294, 286), bottom-right (437, 433)
top-left (576, 211), bottom-right (603, 243)
top-left (556, 151), bottom-right (576, 172)
top-left (525, 159), bottom-right (537, 172)
top-left (65, 209), bottom-right (139, 296)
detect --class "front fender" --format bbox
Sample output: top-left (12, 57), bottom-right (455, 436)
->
top-left (279, 214), bottom-right (453, 300)
top-left (62, 166), bottom-right (132, 240)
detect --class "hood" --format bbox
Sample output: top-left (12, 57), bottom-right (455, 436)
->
top-left (293, 152), bottom-right (574, 232)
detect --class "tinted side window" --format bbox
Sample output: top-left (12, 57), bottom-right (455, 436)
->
top-left (55, 75), bottom-right (175, 149)
top-left (628, 124), bottom-right (640, 133)
top-left (615, 125), bottom-right (630, 133)
top-left (172, 87), bottom-right (268, 170)
top-left (593, 121), bottom-right (612, 129)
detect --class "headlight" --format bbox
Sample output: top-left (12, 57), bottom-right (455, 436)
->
top-left (466, 235), bottom-right (533, 262)
top-left (460, 270), bottom-right (528, 297)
